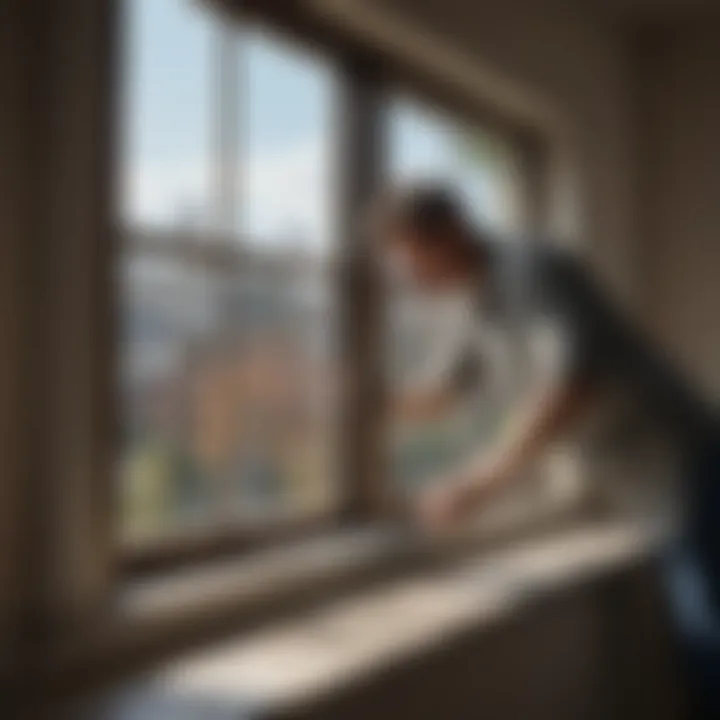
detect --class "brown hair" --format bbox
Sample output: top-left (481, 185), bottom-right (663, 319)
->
top-left (367, 183), bottom-right (471, 242)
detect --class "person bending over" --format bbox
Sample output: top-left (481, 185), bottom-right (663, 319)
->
top-left (369, 183), bottom-right (720, 719)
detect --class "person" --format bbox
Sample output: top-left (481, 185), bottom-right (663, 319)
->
top-left (369, 182), bottom-right (720, 718)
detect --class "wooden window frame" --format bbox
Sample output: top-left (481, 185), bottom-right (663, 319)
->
top-left (4, 0), bottom-right (555, 701)
top-left (117, 11), bottom-right (391, 576)
top-left (28, 0), bottom-right (549, 590)
top-left (117, 0), bottom-right (549, 576)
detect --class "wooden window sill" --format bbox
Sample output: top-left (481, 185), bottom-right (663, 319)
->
top-left (77, 519), bottom-right (666, 719)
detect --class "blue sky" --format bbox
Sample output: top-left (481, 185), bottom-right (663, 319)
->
top-left (122, 0), bottom-right (511, 251)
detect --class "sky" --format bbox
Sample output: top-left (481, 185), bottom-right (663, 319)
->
top-left (122, 0), bottom-right (510, 253)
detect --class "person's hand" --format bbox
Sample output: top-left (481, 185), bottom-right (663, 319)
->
top-left (415, 468), bottom-right (498, 533)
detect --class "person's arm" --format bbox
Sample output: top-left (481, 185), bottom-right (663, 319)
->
top-left (418, 251), bottom-right (611, 529)
top-left (417, 375), bottom-right (597, 528)
top-left (475, 376), bottom-right (595, 481)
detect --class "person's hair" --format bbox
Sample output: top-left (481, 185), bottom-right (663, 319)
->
top-left (367, 182), bottom-right (471, 242)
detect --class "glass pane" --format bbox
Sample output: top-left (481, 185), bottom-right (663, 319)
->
top-left (241, 29), bottom-right (337, 254)
top-left (122, 0), bottom-right (213, 228)
top-left (119, 2), bottom-right (337, 545)
top-left (386, 98), bottom-right (519, 497)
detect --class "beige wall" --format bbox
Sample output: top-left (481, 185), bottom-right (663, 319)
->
top-left (636, 21), bottom-right (720, 398)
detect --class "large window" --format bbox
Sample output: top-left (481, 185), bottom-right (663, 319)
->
top-left (118, 0), bottom-right (540, 566)
top-left (120, 0), bottom-right (338, 549)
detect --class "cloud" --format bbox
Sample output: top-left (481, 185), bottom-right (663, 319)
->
top-left (122, 136), bottom-right (336, 250)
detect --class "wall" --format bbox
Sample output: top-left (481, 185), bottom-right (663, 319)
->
top-left (1, 0), bottom-right (116, 692)
top-left (0, 0), bottom-right (28, 685)
top-left (636, 21), bottom-right (720, 398)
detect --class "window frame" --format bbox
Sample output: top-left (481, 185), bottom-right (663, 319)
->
top-left (5, 0), bottom-right (561, 699)
top-left (115, 0), bottom-right (550, 574)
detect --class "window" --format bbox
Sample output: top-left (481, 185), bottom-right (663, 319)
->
top-left (118, 0), bottom-right (544, 568)
top-left (120, 0), bottom-right (338, 550)
top-left (385, 97), bottom-right (523, 497)
top-left (7, 0), bottom-right (569, 693)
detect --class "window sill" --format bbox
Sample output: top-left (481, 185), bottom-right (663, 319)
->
top-left (49, 500), bottom-right (666, 703)
top-left (77, 517), bottom-right (666, 719)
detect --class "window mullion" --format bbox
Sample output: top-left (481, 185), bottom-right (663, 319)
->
top-left (336, 55), bottom-right (387, 521)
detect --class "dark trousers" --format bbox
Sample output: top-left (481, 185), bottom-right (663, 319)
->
top-left (664, 435), bottom-right (720, 719)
